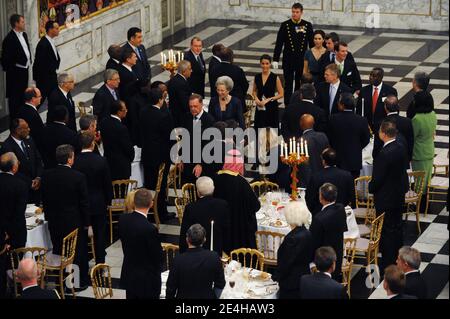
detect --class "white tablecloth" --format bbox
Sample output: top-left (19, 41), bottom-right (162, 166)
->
top-left (25, 205), bottom-right (52, 250)
top-left (160, 267), bottom-right (279, 299)
top-left (131, 146), bottom-right (144, 187)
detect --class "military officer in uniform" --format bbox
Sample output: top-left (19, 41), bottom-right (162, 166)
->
top-left (273, 2), bottom-right (314, 106)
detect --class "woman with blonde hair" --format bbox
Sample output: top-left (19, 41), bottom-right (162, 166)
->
top-left (273, 201), bottom-right (313, 299)
top-left (124, 189), bottom-right (137, 213)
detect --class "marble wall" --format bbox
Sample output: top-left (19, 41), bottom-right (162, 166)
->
top-left (206, 0), bottom-right (449, 31)
top-left (21, 0), bottom-right (162, 83)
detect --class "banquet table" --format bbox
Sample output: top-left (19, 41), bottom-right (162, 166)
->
top-left (25, 205), bottom-right (52, 250)
top-left (160, 265), bottom-right (279, 299)
top-left (255, 192), bottom-right (361, 260)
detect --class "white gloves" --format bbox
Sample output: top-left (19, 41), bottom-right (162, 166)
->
top-left (272, 61), bottom-right (279, 69)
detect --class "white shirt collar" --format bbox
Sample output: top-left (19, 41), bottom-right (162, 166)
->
top-left (194, 110), bottom-right (204, 120)
top-left (13, 29), bottom-right (23, 36)
top-left (58, 164), bottom-right (71, 168)
top-left (134, 209), bottom-right (148, 218)
top-left (191, 50), bottom-right (201, 59)
top-left (335, 58), bottom-right (344, 65)
top-left (128, 41), bottom-right (137, 51)
top-left (302, 128), bottom-right (313, 134)
top-left (387, 294), bottom-right (398, 299)
top-left (153, 104), bottom-right (161, 110)
top-left (321, 202), bottom-right (336, 211)
top-left (54, 121), bottom-right (66, 126)
top-left (321, 272), bottom-right (332, 278)
top-left (122, 63), bottom-right (133, 73)
top-left (111, 115), bottom-right (121, 122)
top-left (178, 73), bottom-right (187, 81)
top-left (112, 58), bottom-right (120, 64)
top-left (11, 135), bottom-right (24, 148)
top-left (1, 171), bottom-right (14, 176)
top-left (81, 149), bottom-right (93, 153)
top-left (331, 80), bottom-right (340, 89)
top-left (105, 84), bottom-right (116, 93)
top-left (302, 99), bottom-right (314, 104)
top-left (25, 103), bottom-right (37, 111)
top-left (383, 138), bottom-right (396, 148)
top-left (59, 87), bottom-right (69, 98)
top-left (373, 82), bottom-right (383, 93)
top-left (387, 112), bottom-right (398, 116)
top-left (213, 55), bottom-right (222, 62)
top-left (405, 270), bottom-right (420, 275)
top-left (22, 284), bottom-right (39, 292)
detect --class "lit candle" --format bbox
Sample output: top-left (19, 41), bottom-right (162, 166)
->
top-left (305, 140), bottom-right (309, 157)
top-left (160, 52), bottom-right (163, 65)
top-left (290, 138), bottom-right (293, 155)
top-left (361, 98), bottom-right (365, 118)
top-left (210, 220), bottom-right (214, 251)
top-left (181, 52), bottom-right (184, 61)
top-left (284, 144), bottom-right (288, 159)
top-left (163, 53), bottom-right (167, 65)
top-left (178, 51), bottom-right (181, 62)
top-left (300, 138), bottom-right (304, 155)
top-left (280, 141), bottom-right (284, 157)
top-left (297, 142), bottom-right (300, 156)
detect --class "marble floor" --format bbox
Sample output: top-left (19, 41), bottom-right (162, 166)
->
top-left (1, 19), bottom-right (448, 299)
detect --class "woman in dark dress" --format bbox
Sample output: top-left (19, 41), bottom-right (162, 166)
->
top-left (303, 30), bottom-right (326, 84)
top-left (208, 76), bottom-right (245, 128)
top-left (252, 55), bottom-right (284, 129)
top-left (273, 201), bottom-right (313, 299)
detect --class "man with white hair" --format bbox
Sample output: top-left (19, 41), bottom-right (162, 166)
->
top-left (168, 60), bottom-right (193, 127)
top-left (179, 176), bottom-right (231, 255)
top-left (47, 72), bottom-right (77, 131)
top-left (17, 258), bottom-right (59, 299)
top-left (397, 246), bottom-right (428, 299)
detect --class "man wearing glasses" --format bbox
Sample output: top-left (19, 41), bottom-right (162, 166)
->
top-left (47, 73), bottom-right (77, 131)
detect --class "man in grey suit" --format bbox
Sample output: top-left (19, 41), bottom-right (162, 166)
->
top-left (298, 114), bottom-right (330, 187)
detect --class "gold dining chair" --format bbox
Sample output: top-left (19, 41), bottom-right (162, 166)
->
top-left (161, 243), bottom-right (179, 271)
top-left (404, 171), bottom-right (425, 234)
top-left (150, 163), bottom-right (166, 229)
top-left (88, 236), bottom-right (96, 263)
top-left (250, 181), bottom-right (280, 198)
top-left (354, 176), bottom-right (375, 237)
top-left (230, 248), bottom-right (265, 271)
top-left (108, 179), bottom-right (138, 244)
top-left (255, 230), bottom-right (285, 268)
top-left (182, 183), bottom-right (197, 206)
top-left (40, 228), bottom-right (78, 299)
top-left (342, 238), bottom-right (357, 298)
top-left (90, 263), bottom-right (113, 299)
top-left (9, 247), bottom-right (47, 297)
top-left (166, 164), bottom-right (182, 200)
top-left (425, 176), bottom-right (449, 216)
top-left (244, 93), bottom-right (255, 129)
top-left (354, 213), bottom-right (385, 284)
top-left (174, 197), bottom-right (185, 225)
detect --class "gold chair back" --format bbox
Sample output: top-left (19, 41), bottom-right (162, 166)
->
top-left (90, 264), bottom-right (113, 299)
top-left (230, 248), bottom-right (265, 271)
top-left (342, 238), bottom-right (357, 298)
top-left (182, 183), bottom-right (197, 205)
top-left (61, 228), bottom-right (79, 268)
top-left (354, 176), bottom-right (372, 208)
top-left (255, 231), bottom-right (285, 266)
top-left (250, 181), bottom-right (280, 198)
top-left (175, 197), bottom-right (185, 225)
top-left (244, 94), bottom-right (255, 128)
top-left (406, 171), bottom-right (426, 202)
top-left (368, 213), bottom-right (385, 248)
top-left (150, 163), bottom-right (165, 229)
top-left (162, 243), bottom-right (179, 271)
top-left (166, 164), bottom-right (182, 200)
top-left (109, 179), bottom-right (138, 243)
top-left (9, 247), bottom-right (47, 297)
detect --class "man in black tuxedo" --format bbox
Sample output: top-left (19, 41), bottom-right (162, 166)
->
top-left (208, 43), bottom-right (224, 85)
top-left (0, 152), bottom-right (28, 249)
top-left (309, 183), bottom-right (348, 280)
top-left (357, 67), bottom-right (398, 130)
top-left (298, 114), bottom-right (330, 187)
top-left (122, 27), bottom-right (151, 84)
top-left (383, 265), bottom-right (417, 299)
top-left (105, 44), bottom-right (122, 71)
top-left (47, 73), bottom-right (77, 131)
top-left (328, 92), bottom-right (370, 180)
top-left (17, 258), bottom-right (59, 299)
top-left (369, 120), bottom-right (409, 272)
top-left (1, 14), bottom-right (32, 121)
top-left (77, 115), bottom-right (101, 155)
top-left (185, 37), bottom-right (206, 97)
top-left (179, 177), bottom-right (231, 255)
top-left (306, 148), bottom-right (354, 215)
top-left (93, 69), bottom-right (121, 122)
top-left (167, 224), bottom-right (225, 299)
top-left (314, 64), bottom-right (352, 119)
top-left (41, 144), bottom-right (91, 289)
top-left (373, 95), bottom-right (414, 163)
top-left (168, 60), bottom-right (193, 127)
top-left (33, 20), bottom-right (61, 101)
top-left (179, 94), bottom-right (215, 183)
top-left (334, 42), bottom-right (362, 94)
top-left (139, 88), bottom-right (174, 221)
top-left (99, 100), bottom-right (135, 181)
top-left (209, 47), bottom-right (248, 107)
top-left (119, 189), bottom-right (163, 299)
top-left (17, 88), bottom-right (45, 154)
top-left (0, 119), bottom-right (43, 204)
top-left (42, 105), bottom-right (78, 168)
top-left (281, 83), bottom-right (327, 140)
top-left (300, 247), bottom-right (348, 299)
top-left (73, 132), bottom-right (112, 264)
top-left (397, 246), bottom-right (428, 299)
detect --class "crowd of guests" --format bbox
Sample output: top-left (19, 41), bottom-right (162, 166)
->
top-left (0, 3), bottom-right (441, 300)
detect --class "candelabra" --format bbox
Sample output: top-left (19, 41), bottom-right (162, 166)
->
top-left (160, 49), bottom-right (184, 73)
top-left (280, 137), bottom-right (309, 201)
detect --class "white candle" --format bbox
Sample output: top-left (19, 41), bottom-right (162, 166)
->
top-left (178, 51), bottom-right (181, 62)
top-left (181, 52), bottom-right (184, 61)
top-left (361, 98), bottom-right (365, 117)
top-left (160, 52), bottom-right (163, 65)
top-left (163, 53), bottom-right (167, 65)
top-left (300, 138), bottom-right (304, 155)
top-left (210, 220), bottom-right (214, 251)
top-left (305, 140), bottom-right (309, 157)
top-left (297, 142), bottom-right (300, 156)
top-left (284, 144), bottom-right (288, 158)
top-left (280, 141), bottom-right (284, 157)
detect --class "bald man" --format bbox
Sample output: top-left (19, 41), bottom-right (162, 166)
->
top-left (298, 114), bottom-right (330, 187)
top-left (17, 258), bottom-right (59, 299)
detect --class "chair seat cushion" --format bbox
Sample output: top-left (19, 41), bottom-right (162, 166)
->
top-left (405, 190), bottom-right (419, 202)
top-left (355, 238), bottom-right (371, 251)
top-left (430, 177), bottom-right (449, 188)
top-left (354, 208), bottom-right (368, 219)
top-left (43, 253), bottom-right (63, 268)
top-left (358, 224), bottom-right (371, 236)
